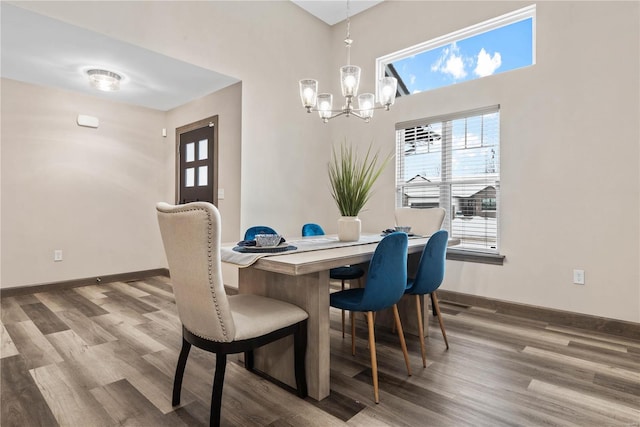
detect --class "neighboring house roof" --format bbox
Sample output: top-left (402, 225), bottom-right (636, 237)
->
top-left (406, 174), bottom-right (431, 183)
top-left (403, 183), bottom-right (495, 199)
top-left (385, 63), bottom-right (410, 97)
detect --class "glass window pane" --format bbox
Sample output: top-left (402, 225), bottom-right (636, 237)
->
top-left (386, 15), bottom-right (534, 97)
top-left (396, 106), bottom-right (500, 253)
top-left (198, 166), bottom-right (208, 186)
top-left (185, 168), bottom-right (195, 187)
top-left (185, 143), bottom-right (195, 163)
top-left (198, 139), bottom-right (208, 160)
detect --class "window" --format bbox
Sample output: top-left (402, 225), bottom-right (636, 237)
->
top-left (395, 106), bottom-right (500, 253)
top-left (377, 5), bottom-right (535, 97)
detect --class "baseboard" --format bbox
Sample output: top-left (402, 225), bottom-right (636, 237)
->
top-left (437, 290), bottom-right (640, 341)
top-left (0, 268), bottom-right (170, 298)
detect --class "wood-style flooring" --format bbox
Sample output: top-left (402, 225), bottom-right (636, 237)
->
top-left (1, 276), bottom-right (639, 426)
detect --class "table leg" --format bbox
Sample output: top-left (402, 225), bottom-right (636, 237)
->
top-left (238, 267), bottom-right (330, 401)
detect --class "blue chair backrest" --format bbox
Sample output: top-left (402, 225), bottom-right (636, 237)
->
top-left (302, 223), bottom-right (325, 237)
top-left (410, 229), bottom-right (448, 295)
top-left (244, 226), bottom-right (278, 241)
top-left (360, 232), bottom-right (408, 312)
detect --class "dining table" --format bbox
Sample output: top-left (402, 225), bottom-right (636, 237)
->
top-left (220, 233), bottom-right (457, 401)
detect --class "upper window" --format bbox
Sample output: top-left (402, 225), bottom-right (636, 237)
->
top-left (377, 5), bottom-right (535, 97)
top-left (395, 106), bottom-right (500, 253)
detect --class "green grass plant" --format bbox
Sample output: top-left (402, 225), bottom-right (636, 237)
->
top-left (328, 141), bottom-right (393, 217)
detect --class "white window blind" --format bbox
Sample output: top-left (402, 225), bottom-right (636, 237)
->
top-left (395, 106), bottom-right (500, 253)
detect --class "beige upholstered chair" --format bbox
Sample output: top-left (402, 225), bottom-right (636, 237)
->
top-left (394, 207), bottom-right (446, 236)
top-left (156, 202), bottom-right (308, 427)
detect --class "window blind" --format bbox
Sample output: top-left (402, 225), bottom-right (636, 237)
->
top-left (395, 106), bottom-right (500, 253)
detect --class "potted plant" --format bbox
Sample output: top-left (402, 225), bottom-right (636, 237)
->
top-left (328, 141), bottom-right (393, 241)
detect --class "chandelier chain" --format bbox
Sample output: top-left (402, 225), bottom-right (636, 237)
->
top-left (345, 0), bottom-right (352, 65)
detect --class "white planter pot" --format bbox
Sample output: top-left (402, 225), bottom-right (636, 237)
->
top-left (337, 216), bottom-right (361, 242)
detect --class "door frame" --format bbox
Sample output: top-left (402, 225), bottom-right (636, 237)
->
top-left (175, 115), bottom-right (219, 205)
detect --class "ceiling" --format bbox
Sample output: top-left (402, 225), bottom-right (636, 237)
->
top-left (291, 1), bottom-right (383, 26)
top-left (0, 1), bottom-right (382, 111)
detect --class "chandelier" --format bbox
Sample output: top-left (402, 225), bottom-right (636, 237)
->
top-left (298, 0), bottom-right (397, 123)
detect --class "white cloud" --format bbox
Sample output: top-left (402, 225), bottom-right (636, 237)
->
top-left (444, 54), bottom-right (467, 79)
top-left (431, 43), bottom-right (467, 80)
top-left (474, 48), bottom-right (502, 77)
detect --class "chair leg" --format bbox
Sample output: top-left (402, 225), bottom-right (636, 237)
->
top-left (341, 280), bottom-right (346, 338)
top-left (210, 353), bottom-right (227, 427)
top-left (431, 292), bottom-right (449, 349)
top-left (244, 350), bottom-right (254, 372)
top-left (351, 311), bottom-right (356, 356)
top-left (172, 338), bottom-right (191, 406)
top-left (366, 311), bottom-right (380, 404)
top-left (293, 321), bottom-right (308, 398)
top-left (392, 304), bottom-right (412, 377)
top-left (415, 295), bottom-right (427, 368)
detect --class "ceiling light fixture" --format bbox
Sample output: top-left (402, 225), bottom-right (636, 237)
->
top-left (299, 0), bottom-right (397, 123)
top-left (86, 68), bottom-right (122, 92)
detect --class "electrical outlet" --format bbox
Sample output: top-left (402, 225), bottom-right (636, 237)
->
top-left (54, 250), bottom-right (63, 262)
top-left (573, 269), bottom-right (585, 285)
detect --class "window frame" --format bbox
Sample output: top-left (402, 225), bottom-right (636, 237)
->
top-left (395, 105), bottom-right (502, 260)
top-left (375, 4), bottom-right (536, 96)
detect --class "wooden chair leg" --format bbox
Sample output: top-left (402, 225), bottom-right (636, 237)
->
top-left (172, 338), bottom-right (191, 406)
top-left (366, 311), bottom-right (380, 404)
top-left (210, 353), bottom-right (227, 427)
top-left (341, 280), bottom-right (346, 338)
top-left (431, 292), bottom-right (449, 349)
top-left (392, 304), bottom-right (412, 376)
top-left (293, 321), bottom-right (308, 398)
top-left (351, 311), bottom-right (356, 356)
top-left (244, 350), bottom-right (254, 372)
top-left (414, 295), bottom-right (427, 367)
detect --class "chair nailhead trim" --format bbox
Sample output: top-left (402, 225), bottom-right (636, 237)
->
top-left (167, 205), bottom-right (229, 341)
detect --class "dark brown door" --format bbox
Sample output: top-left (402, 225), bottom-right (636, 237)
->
top-left (176, 116), bottom-right (218, 205)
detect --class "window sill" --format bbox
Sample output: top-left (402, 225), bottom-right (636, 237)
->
top-left (446, 249), bottom-right (505, 265)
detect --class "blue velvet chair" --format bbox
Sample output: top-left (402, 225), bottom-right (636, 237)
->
top-left (405, 229), bottom-right (450, 368)
top-left (329, 232), bottom-right (412, 403)
top-left (302, 223), bottom-right (365, 338)
top-left (244, 225), bottom-right (278, 241)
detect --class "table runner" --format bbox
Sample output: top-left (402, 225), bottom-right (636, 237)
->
top-left (221, 234), bottom-right (386, 267)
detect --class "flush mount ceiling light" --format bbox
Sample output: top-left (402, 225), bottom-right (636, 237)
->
top-left (299, 0), bottom-right (397, 123)
top-left (86, 68), bottom-right (122, 91)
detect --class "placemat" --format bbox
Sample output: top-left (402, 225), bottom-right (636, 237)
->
top-left (232, 245), bottom-right (297, 254)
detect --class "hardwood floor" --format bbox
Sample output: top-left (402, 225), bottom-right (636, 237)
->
top-left (2, 276), bottom-right (639, 426)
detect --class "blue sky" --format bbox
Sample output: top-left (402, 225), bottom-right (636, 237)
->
top-left (392, 18), bottom-right (533, 93)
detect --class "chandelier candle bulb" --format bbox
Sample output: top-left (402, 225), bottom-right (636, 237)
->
top-left (340, 65), bottom-right (361, 97)
top-left (317, 93), bottom-right (333, 121)
top-left (358, 93), bottom-right (374, 120)
top-left (299, 79), bottom-right (318, 110)
top-left (378, 77), bottom-right (398, 109)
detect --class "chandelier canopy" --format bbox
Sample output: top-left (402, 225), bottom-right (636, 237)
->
top-left (299, 1), bottom-right (397, 123)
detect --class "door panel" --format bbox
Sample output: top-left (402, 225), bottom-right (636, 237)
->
top-left (176, 117), bottom-right (218, 204)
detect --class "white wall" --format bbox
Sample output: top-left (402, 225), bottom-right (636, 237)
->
top-left (2, 1), bottom-right (638, 323)
top-left (1, 79), bottom-right (168, 287)
top-left (331, 1), bottom-right (640, 322)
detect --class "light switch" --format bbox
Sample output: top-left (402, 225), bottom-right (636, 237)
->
top-left (218, 189), bottom-right (225, 200)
